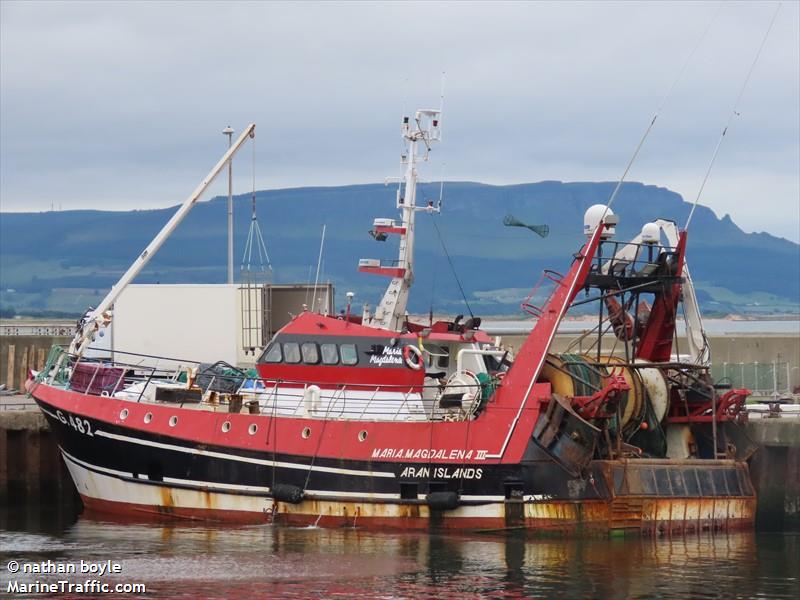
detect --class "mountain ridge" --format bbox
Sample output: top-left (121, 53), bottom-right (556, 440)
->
top-left (1, 181), bottom-right (798, 317)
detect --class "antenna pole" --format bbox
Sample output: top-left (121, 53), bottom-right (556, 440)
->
top-left (312, 224), bottom-right (326, 313)
top-left (439, 162), bottom-right (445, 205)
top-left (439, 71), bottom-right (445, 137)
top-left (366, 107), bottom-right (441, 330)
top-left (223, 126), bottom-right (235, 284)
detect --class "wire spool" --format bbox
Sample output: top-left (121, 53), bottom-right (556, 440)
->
top-left (538, 354), bottom-right (648, 437)
top-left (599, 356), bottom-right (646, 436)
top-left (537, 354), bottom-right (577, 398)
top-left (634, 359), bottom-right (669, 423)
top-left (537, 353), bottom-right (605, 400)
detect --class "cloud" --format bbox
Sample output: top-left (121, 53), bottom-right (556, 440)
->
top-left (1, 0), bottom-right (798, 241)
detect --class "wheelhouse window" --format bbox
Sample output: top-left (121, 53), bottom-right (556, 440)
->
top-left (283, 342), bottom-right (301, 364)
top-left (301, 342), bottom-right (320, 364)
top-left (320, 343), bottom-right (339, 365)
top-left (262, 342), bottom-right (282, 363)
top-left (424, 344), bottom-right (449, 369)
top-left (340, 344), bottom-right (358, 365)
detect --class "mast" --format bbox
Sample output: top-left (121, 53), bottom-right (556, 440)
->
top-left (359, 109), bottom-right (441, 331)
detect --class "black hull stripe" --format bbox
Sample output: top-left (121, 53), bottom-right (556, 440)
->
top-left (92, 429), bottom-right (395, 478)
top-left (61, 448), bottom-right (502, 504)
top-left (61, 448), bottom-right (273, 498)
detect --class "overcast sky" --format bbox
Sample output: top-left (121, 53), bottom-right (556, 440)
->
top-left (1, 1), bottom-right (798, 241)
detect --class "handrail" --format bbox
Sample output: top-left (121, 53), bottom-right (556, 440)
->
top-left (455, 348), bottom-right (506, 373)
top-left (49, 349), bottom-right (493, 424)
top-left (86, 363), bottom-right (102, 395)
top-left (360, 386), bottom-right (381, 420)
top-left (521, 269), bottom-right (566, 317)
top-left (58, 356), bottom-right (447, 394)
top-left (393, 388), bottom-right (411, 421)
top-left (138, 366), bottom-right (158, 403)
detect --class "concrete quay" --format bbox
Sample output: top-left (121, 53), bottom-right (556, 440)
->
top-left (745, 418), bottom-right (800, 529)
top-left (0, 403), bottom-right (76, 509)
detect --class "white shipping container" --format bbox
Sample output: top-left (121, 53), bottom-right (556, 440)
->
top-left (106, 283), bottom-right (335, 368)
top-left (113, 284), bottom-right (239, 366)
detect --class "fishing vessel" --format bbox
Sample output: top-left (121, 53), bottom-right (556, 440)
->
top-left (28, 110), bottom-right (756, 535)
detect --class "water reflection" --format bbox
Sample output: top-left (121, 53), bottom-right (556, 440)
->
top-left (1, 504), bottom-right (797, 599)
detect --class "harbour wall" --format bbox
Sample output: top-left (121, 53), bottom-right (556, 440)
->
top-left (745, 419), bottom-right (800, 529)
top-left (0, 334), bottom-right (69, 393)
top-left (1, 332), bottom-right (798, 393)
top-left (0, 409), bottom-right (79, 509)
top-left (500, 333), bottom-right (800, 395)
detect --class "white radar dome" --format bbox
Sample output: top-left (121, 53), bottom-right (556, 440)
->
top-left (583, 205), bottom-right (615, 238)
top-left (641, 222), bottom-right (660, 244)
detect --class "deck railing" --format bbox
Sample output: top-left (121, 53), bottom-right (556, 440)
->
top-left (51, 346), bottom-right (487, 421)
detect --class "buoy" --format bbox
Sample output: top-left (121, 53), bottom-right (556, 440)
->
top-left (403, 344), bottom-right (423, 370)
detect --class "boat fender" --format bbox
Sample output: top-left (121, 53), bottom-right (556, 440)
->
top-left (304, 385), bottom-right (321, 415)
top-left (403, 345), bottom-right (423, 370)
top-left (426, 491), bottom-right (460, 511)
top-left (271, 483), bottom-right (304, 504)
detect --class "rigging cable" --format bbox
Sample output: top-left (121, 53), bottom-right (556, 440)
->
top-left (604, 2), bottom-right (722, 212)
top-left (685, 2), bottom-right (782, 230)
top-left (241, 134), bottom-right (272, 275)
top-left (428, 163), bottom-right (447, 319)
top-left (311, 224), bottom-right (326, 313)
top-left (432, 216), bottom-right (474, 319)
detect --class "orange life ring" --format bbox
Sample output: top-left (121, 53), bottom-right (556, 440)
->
top-left (403, 344), bottom-right (423, 370)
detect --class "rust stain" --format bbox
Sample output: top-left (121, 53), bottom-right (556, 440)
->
top-left (158, 487), bottom-right (175, 515)
top-left (272, 490), bottom-right (753, 536)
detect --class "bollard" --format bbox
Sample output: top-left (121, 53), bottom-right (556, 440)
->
top-left (17, 348), bottom-right (28, 393)
top-left (5, 345), bottom-right (14, 390)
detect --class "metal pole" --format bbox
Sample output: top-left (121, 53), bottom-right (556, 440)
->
top-left (773, 360), bottom-right (778, 399)
top-left (755, 361), bottom-right (759, 394)
top-left (712, 385), bottom-right (717, 458)
top-left (740, 363), bottom-right (744, 388)
top-left (224, 126), bottom-right (234, 284)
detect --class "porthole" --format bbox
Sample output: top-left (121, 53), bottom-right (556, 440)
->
top-left (119, 408), bottom-right (129, 420)
top-left (222, 421), bottom-right (232, 433)
top-left (169, 416), bottom-right (178, 427)
top-left (144, 412), bottom-right (153, 424)
top-left (301, 427), bottom-right (311, 439)
top-left (358, 430), bottom-right (368, 442)
top-left (248, 423), bottom-right (258, 436)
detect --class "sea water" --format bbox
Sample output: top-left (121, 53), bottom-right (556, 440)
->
top-left (1, 501), bottom-right (798, 599)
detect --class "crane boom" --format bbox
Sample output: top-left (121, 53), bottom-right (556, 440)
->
top-left (70, 124), bottom-right (257, 356)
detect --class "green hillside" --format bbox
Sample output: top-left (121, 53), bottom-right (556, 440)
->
top-left (1, 181), bottom-right (798, 317)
